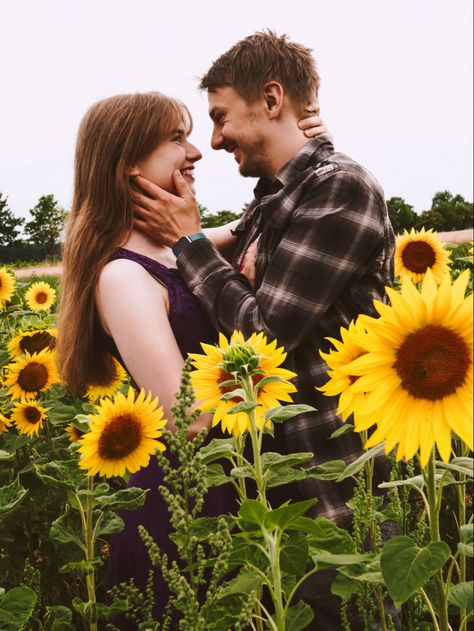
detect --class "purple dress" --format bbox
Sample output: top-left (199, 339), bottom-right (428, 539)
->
top-left (105, 248), bottom-right (234, 626)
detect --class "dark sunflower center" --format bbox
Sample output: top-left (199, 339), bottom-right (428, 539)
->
top-left (20, 332), bottom-right (56, 355)
top-left (18, 363), bottom-right (49, 392)
top-left (219, 369), bottom-right (263, 402)
top-left (395, 324), bottom-right (470, 400)
top-left (98, 414), bottom-right (142, 459)
top-left (401, 241), bottom-right (436, 273)
top-left (24, 406), bottom-right (41, 424)
top-left (35, 292), bottom-right (48, 304)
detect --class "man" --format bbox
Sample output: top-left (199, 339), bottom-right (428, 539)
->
top-left (134, 31), bottom-right (396, 628)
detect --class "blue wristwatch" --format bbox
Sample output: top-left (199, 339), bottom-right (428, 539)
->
top-left (172, 232), bottom-right (207, 257)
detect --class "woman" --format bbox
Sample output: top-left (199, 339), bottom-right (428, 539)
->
top-left (58, 91), bottom-right (327, 624)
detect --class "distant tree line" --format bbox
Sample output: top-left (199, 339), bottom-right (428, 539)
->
top-left (1, 191), bottom-right (472, 264)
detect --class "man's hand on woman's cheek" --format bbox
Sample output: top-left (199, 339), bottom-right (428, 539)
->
top-left (132, 172), bottom-right (202, 246)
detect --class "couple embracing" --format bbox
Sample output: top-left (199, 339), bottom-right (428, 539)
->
top-left (58, 30), bottom-right (395, 630)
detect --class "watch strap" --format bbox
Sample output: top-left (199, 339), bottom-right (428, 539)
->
top-left (172, 232), bottom-right (207, 257)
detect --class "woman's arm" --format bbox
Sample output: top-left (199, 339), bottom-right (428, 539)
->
top-left (95, 259), bottom-right (211, 436)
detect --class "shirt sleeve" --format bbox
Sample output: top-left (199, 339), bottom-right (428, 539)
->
top-left (177, 170), bottom-right (385, 351)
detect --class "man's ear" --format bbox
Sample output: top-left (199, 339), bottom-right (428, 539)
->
top-left (262, 81), bottom-right (284, 119)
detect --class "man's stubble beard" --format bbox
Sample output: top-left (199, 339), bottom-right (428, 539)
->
top-left (237, 131), bottom-right (273, 180)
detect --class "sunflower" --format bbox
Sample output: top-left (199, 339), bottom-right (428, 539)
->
top-left (318, 316), bottom-right (374, 423)
top-left (190, 331), bottom-right (297, 437)
top-left (24, 281), bottom-right (57, 311)
top-left (11, 401), bottom-right (48, 437)
top-left (0, 412), bottom-right (12, 434)
top-left (395, 227), bottom-right (451, 284)
top-left (0, 267), bottom-right (15, 306)
top-left (78, 388), bottom-right (167, 477)
top-left (4, 349), bottom-right (60, 399)
top-left (66, 423), bottom-right (86, 443)
top-left (340, 270), bottom-right (473, 466)
top-left (8, 328), bottom-right (57, 359)
top-left (86, 359), bottom-right (127, 402)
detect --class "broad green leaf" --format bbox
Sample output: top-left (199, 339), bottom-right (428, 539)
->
top-left (254, 375), bottom-right (286, 390)
top-left (0, 586), bottom-right (37, 631)
top-left (0, 450), bottom-right (14, 461)
top-left (261, 451), bottom-right (314, 472)
top-left (378, 475), bottom-right (426, 489)
top-left (230, 465), bottom-right (253, 479)
top-left (448, 581), bottom-right (473, 615)
top-left (45, 605), bottom-right (73, 631)
top-left (197, 438), bottom-right (235, 464)
top-left (0, 479), bottom-right (27, 517)
top-left (218, 569), bottom-right (261, 596)
top-left (264, 404), bottom-right (316, 423)
top-left (59, 559), bottom-right (102, 575)
top-left (47, 404), bottom-right (78, 426)
top-left (205, 463), bottom-right (233, 487)
top-left (280, 532), bottom-right (309, 576)
top-left (220, 389), bottom-right (245, 401)
top-left (94, 510), bottom-right (124, 537)
top-left (380, 536), bottom-right (451, 606)
top-left (305, 460), bottom-right (346, 481)
top-left (267, 468), bottom-right (322, 488)
top-left (204, 593), bottom-right (250, 631)
top-left (331, 573), bottom-right (362, 603)
top-left (337, 444), bottom-right (385, 481)
top-left (50, 509), bottom-right (85, 550)
top-left (72, 598), bottom-right (128, 623)
top-left (436, 457), bottom-right (473, 478)
top-left (35, 460), bottom-right (84, 491)
top-left (171, 516), bottom-right (225, 548)
top-left (329, 423), bottom-right (355, 439)
top-left (1, 434), bottom-right (29, 451)
top-left (458, 523), bottom-right (474, 557)
top-left (285, 600), bottom-right (314, 631)
top-left (264, 499), bottom-right (316, 530)
top-left (238, 499), bottom-right (268, 526)
top-left (94, 487), bottom-right (147, 511)
top-left (312, 552), bottom-right (376, 566)
top-left (292, 517), bottom-right (356, 554)
top-left (227, 400), bottom-right (262, 414)
top-left (338, 557), bottom-right (382, 583)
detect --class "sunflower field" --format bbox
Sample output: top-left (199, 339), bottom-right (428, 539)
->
top-left (0, 233), bottom-right (473, 631)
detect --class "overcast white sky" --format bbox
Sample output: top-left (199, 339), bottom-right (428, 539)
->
top-left (1, 0), bottom-right (472, 221)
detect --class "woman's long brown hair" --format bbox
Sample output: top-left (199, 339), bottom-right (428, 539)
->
top-left (58, 92), bottom-right (191, 394)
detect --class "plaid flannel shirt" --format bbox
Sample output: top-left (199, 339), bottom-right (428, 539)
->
top-left (178, 135), bottom-right (395, 524)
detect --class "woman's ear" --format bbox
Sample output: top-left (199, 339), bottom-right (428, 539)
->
top-left (128, 165), bottom-right (140, 176)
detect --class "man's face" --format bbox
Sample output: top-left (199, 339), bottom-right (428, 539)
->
top-left (208, 87), bottom-right (272, 179)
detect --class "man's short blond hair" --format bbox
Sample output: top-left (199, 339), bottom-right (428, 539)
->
top-left (199, 30), bottom-right (320, 116)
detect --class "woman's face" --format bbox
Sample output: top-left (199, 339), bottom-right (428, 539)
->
top-left (131, 122), bottom-right (202, 194)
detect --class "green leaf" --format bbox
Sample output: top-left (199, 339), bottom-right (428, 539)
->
top-left (264, 499), bottom-right (316, 530)
top-left (436, 457), bottom-right (473, 478)
top-left (280, 532), bottom-right (309, 576)
top-left (218, 569), bottom-right (261, 596)
top-left (45, 605), bottom-right (73, 631)
top-left (338, 557), bottom-right (382, 583)
top-left (378, 474), bottom-right (426, 490)
top-left (380, 536), bottom-right (451, 606)
top-left (261, 451), bottom-right (314, 472)
top-left (264, 404), bottom-right (316, 423)
top-left (50, 509), bottom-right (85, 550)
top-left (227, 400), bottom-right (262, 414)
top-left (285, 600), bottom-right (314, 631)
top-left (0, 450), bottom-right (14, 461)
top-left (220, 389), bottom-right (245, 401)
top-left (312, 552), bottom-right (376, 566)
top-left (59, 559), bottom-right (102, 575)
top-left (0, 479), bottom-right (27, 517)
top-left (448, 581), bottom-right (473, 615)
top-left (292, 517), bottom-right (356, 554)
top-left (304, 460), bottom-right (346, 481)
top-left (35, 460), bottom-right (84, 491)
top-left (238, 499), bottom-right (268, 526)
top-left (331, 573), bottom-right (362, 603)
top-left (47, 404), bottom-right (78, 426)
top-left (197, 438), bottom-right (235, 464)
top-left (94, 487), bottom-right (147, 511)
top-left (267, 468), bottom-right (322, 488)
top-left (458, 523), bottom-right (474, 557)
top-left (230, 465), bottom-right (253, 479)
top-left (205, 463), bottom-right (233, 487)
top-left (0, 586), bottom-right (37, 631)
top-left (337, 444), bottom-right (385, 481)
top-left (94, 510), bottom-right (124, 537)
top-left (329, 423), bottom-right (355, 439)
top-left (72, 598), bottom-right (127, 623)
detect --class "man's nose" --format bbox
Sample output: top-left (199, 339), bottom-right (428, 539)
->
top-left (211, 125), bottom-right (225, 151)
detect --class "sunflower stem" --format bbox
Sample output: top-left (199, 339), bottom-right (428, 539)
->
top-left (84, 475), bottom-right (97, 631)
top-left (426, 450), bottom-right (449, 631)
top-left (243, 376), bottom-right (266, 506)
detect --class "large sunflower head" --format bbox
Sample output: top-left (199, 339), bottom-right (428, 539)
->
top-left (78, 388), bottom-right (167, 478)
top-left (190, 331), bottom-right (297, 437)
top-left (0, 267), bottom-right (15, 306)
top-left (341, 270), bottom-right (473, 466)
top-left (86, 359), bottom-right (127, 402)
top-left (395, 227), bottom-right (451, 284)
top-left (318, 315), bottom-right (374, 424)
top-left (25, 281), bottom-right (57, 312)
top-left (0, 412), bottom-right (12, 434)
top-left (4, 349), bottom-right (60, 399)
top-left (8, 328), bottom-right (57, 359)
top-left (11, 401), bottom-right (47, 438)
